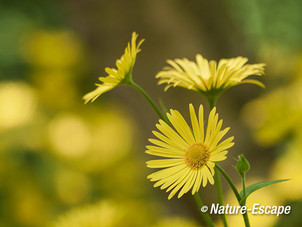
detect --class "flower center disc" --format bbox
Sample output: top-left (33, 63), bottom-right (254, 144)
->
top-left (184, 143), bottom-right (209, 169)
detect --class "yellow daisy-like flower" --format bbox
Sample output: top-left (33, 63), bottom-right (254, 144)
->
top-left (83, 32), bottom-right (144, 103)
top-left (156, 54), bottom-right (265, 96)
top-left (146, 104), bottom-right (234, 199)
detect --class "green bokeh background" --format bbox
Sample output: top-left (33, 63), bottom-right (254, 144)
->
top-left (0, 0), bottom-right (301, 226)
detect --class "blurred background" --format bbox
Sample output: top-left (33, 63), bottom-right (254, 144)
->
top-left (0, 0), bottom-right (301, 226)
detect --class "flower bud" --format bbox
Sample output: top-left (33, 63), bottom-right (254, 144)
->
top-left (235, 154), bottom-right (250, 177)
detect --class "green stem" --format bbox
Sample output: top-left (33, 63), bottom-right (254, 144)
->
top-left (241, 174), bottom-right (250, 226)
top-left (242, 174), bottom-right (246, 203)
top-left (193, 193), bottom-right (214, 227)
top-left (207, 96), bottom-right (217, 110)
top-left (129, 80), bottom-right (167, 122)
top-left (214, 169), bottom-right (228, 227)
top-left (207, 96), bottom-right (228, 227)
top-left (215, 164), bottom-right (250, 227)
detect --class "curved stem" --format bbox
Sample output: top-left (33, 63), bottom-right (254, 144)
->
top-left (129, 80), bottom-right (167, 122)
top-left (193, 193), bottom-right (214, 227)
top-left (215, 164), bottom-right (241, 204)
top-left (215, 164), bottom-right (250, 227)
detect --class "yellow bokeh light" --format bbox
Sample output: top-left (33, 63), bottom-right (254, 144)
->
top-left (241, 81), bottom-right (302, 146)
top-left (89, 112), bottom-right (133, 167)
top-left (270, 139), bottom-right (302, 201)
top-left (23, 30), bottom-right (81, 69)
top-left (0, 82), bottom-right (36, 130)
top-left (48, 113), bottom-right (91, 158)
top-left (48, 107), bottom-right (134, 172)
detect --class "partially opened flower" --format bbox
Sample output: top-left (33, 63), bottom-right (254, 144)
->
top-left (83, 32), bottom-right (144, 103)
top-left (156, 54), bottom-right (265, 102)
top-left (146, 104), bottom-right (234, 199)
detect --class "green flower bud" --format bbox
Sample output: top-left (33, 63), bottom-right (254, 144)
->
top-left (235, 154), bottom-right (250, 177)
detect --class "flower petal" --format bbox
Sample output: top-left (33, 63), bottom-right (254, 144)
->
top-left (189, 104), bottom-right (202, 142)
top-left (167, 109), bottom-right (195, 145)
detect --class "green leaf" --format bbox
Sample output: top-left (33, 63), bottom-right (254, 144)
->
top-left (239, 179), bottom-right (289, 203)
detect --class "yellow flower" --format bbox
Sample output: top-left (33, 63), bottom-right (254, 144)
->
top-left (83, 32), bottom-right (144, 103)
top-left (156, 54), bottom-right (265, 97)
top-left (146, 104), bottom-right (234, 199)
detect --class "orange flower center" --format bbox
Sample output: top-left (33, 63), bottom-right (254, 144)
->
top-left (184, 143), bottom-right (210, 169)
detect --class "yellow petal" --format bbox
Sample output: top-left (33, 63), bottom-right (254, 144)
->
top-left (147, 164), bottom-right (187, 181)
top-left (146, 145), bottom-right (183, 158)
top-left (167, 109), bottom-right (195, 145)
top-left (210, 150), bottom-right (228, 162)
top-left (178, 170), bottom-right (197, 198)
top-left (146, 159), bottom-right (184, 168)
top-left (83, 84), bottom-right (115, 103)
top-left (156, 120), bottom-right (189, 149)
top-left (189, 104), bottom-right (202, 142)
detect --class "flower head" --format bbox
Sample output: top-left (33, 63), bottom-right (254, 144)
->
top-left (156, 54), bottom-right (265, 98)
top-left (235, 154), bottom-right (250, 177)
top-left (83, 32), bottom-right (144, 103)
top-left (146, 104), bottom-right (234, 199)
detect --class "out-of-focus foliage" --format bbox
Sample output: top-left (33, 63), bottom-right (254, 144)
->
top-left (52, 200), bottom-right (159, 227)
top-left (155, 217), bottom-right (200, 227)
top-left (242, 80), bottom-right (302, 146)
top-left (229, 0), bottom-right (302, 51)
top-left (238, 1), bottom-right (302, 226)
top-left (0, 3), bottom-right (149, 226)
top-left (1, 0), bottom-right (302, 226)
top-left (52, 199), bottom-right (199, 227)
